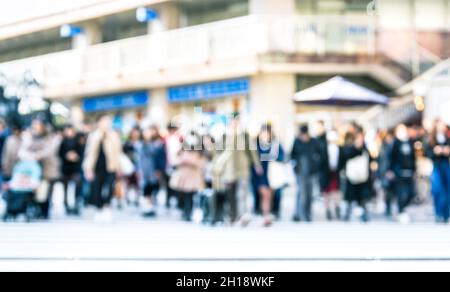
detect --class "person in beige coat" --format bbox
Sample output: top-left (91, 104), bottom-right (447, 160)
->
top-left (83, 114), bottom-right (123, 223)
top-left (220, 114), bottom-right (262, 225)
top-left (2, 126), bottom-right (23, 180)
top-left (170, 137), bottom-right (206, 221)
top-left (18, 119), bottom-right (62, 219)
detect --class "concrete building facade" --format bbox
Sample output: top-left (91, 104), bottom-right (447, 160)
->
top-left (1, 0), bottom-right (449, 143)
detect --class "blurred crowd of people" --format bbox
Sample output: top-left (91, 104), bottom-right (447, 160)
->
top-left (0, 113), bottom-right (449, 226)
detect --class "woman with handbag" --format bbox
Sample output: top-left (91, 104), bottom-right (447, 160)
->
top-left (252, 124), bottom-right (285, 226)
top-left (170, 137), bottom-right (206, 222)
top-left (340, 126), bottom-right (372, 222)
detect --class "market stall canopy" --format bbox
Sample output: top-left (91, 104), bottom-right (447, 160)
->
top-left (294, 76), bottom-right (389, 106)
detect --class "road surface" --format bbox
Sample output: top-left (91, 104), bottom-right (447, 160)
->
top-left (1, 217), bottom-right (450, 272)
top-left (0, 184), bottom-right (448, 272)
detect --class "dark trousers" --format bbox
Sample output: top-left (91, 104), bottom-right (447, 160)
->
top-left (344, 182), bottom-right (370, 222)
top-left (384, 184), bottom-right (395, 216)
top-left (143, 183), bottom-right (160, 198)
top-left (179, 191), bottom-right (195, 221)
top-left (251, 183), bottom-right (261, 214)
top-left (212, 191), bottom-right (227, 224)
top-left (226, 182), bottom-right (240, 223)
top-left (295, 175), bottom-right (314, 221)
top-left (164, 174), bottom-right (178, 208)
top-left (91, 172), bottom-right (115, 209)
top-left (62, 174), bottom-right (82, 213)
top-left (395, 176), bottom-right (415, 214)
top-left (272, 188), bottom-right (283, 218)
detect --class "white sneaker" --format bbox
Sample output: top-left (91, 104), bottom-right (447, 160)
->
top-left (94, 208), bottom-right (113, 224)
top-left (240, 214), bottom-right (252, 227)
top-left (398, 213), bottom-right (411, 225)
top-left (93, 210), bottom-right (103, 223)
top-left (101, 208), bottom-right (113, 223)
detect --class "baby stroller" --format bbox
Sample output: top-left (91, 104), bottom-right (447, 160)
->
top-left (3, 161), bottom-right (42, 221)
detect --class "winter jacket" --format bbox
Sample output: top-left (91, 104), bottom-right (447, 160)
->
top-left (138, 140), bottom-right (166, 185)
top-left (389, 139), bottom-right (416, 178)
top-left (2, 134), bottom-right (22, 178)
top-left (170, 150), bottom-right (206, 193)
top-left (19, 132), bottom-right (61, 180)
top-left (83, 129), bottom-right (123, 174)
top-left (59, 136), bottom-right (85, 177)
top-left (291, 137), bottom-right (320, 177)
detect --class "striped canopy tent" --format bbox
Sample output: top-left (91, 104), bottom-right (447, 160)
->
top-left (294, 76), bottom-right (389, 107)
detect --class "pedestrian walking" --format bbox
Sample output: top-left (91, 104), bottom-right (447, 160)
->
top-left (164, 123), bottom-right (183, 208)
top-left (0, 119), bottom-right (9, 187)
top-left (291, 125), bottom-right (320, 222)
top-left (2, 126), bottom-right (23, 181)
top-left (340, 126), bottom-right (372, 222)
top-left (378, 129), bottom-right (395, 217)
top-left (139, 126), bottom-right (166, 218)
top-left (388, 124), bottom-right (417, 224)
top-left (221, 113), bottom-right (262, 226)
top-left (170, 138), bottom-right (206, 222)
top-left (122, 126), bottom-right (143, 207)
top-left (323, 130), bottom-right (342, 221)
top-left (18, 119), bottom-right (61, 220)
top-left (59, 125), bottom-right (84, 215)
top-left (426, 120), bottom-right (450, 223)
top-left (83, 115), bottom-right (123, 223)
top-left (252, 124), bottom-right (285, 226)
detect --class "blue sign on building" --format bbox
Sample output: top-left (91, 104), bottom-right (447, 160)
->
top-left (136, 7), bottom-right (159, 23)
top-left (60, 24), bottom-right (84, 38)
top-left (82, 91), bottom-right (149, 113)
top-left (168, 78), bottom-right (250, 103)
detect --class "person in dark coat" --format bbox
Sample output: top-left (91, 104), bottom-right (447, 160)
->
top-left (316, 121), bottom-right (330, 195)
top-left (138, 126), bottom-right (166, 218)
top-left (122, 127), bottom-right (142, 207)
top-left (59, 125), bottom-right (85, 215)
top-left (378, 129), bottom-right (395, 217)
top-left (340, 126), bottom-right (372, 222)
top-left (291, 125), bottom-right (320, 222)
top-left (388, 124), bottom-right (417, 223)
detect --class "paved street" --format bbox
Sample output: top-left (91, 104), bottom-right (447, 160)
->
top-left (1, 185), bottom-right (449, 271)
top-left (1, 218), bottom-right (450, 271)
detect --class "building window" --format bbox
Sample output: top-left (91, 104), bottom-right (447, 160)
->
top-left (346, 0), bottom-right (372, 12)
top-left (101, 11), bottom-right (148, 43)
top-left (296, 0), bottom-right (372, 14)
top-left (181, 0), bottom-right (248, 27)
top-left (0, 29), bottom-right (72, 63)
